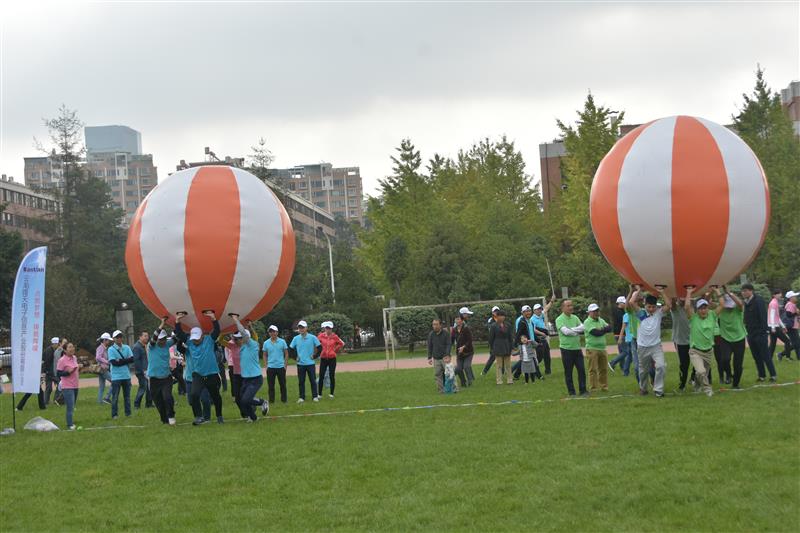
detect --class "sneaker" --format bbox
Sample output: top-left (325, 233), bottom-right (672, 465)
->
top-left (297, 398), bottom-right (305, 404)
top-left (112, 415), bottom-right (119, 420)
top-left (53, 399), bottom-right (60, 406)
top-left (580, 391), bottom-right (590, 398)
top-left (261, 401), bottom-right (270, 416)
top-left (329, 394), bottom-right (334, 399)
top-left (102, 398), bottom-right (111, 405)
top-left (68, 425), bottom-right (76, 430)
top-left (655, 391), bottom-right (664, 398)
top-left (312, 396), bottom-right (320, 402)
top-left (244, 418), bottom-right (254, 423)
top-left (757, 377), bottom-right (765, 382)
top-left (725, 377), bottom-right (731, 385)
top-left (705, 389), bottom-right (713, 397)
top-left (167, 418), bottom-right (176, 426)
top-left (769, 376), bottom-right (777, 383)
top-left (192, 417), bottom-right (206, 426)
top-left (14, 408), bottom-right (21, 412)
top-left (217, 416), bottom-right (224, 424)
top-left (608, 362), bottom-right (615, 374)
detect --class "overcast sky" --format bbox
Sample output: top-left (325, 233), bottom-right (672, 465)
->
top-left (1, 1), bottom-right (797, 194)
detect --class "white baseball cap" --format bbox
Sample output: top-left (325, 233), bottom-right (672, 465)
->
top-left (533, 303), bottom-right (543, 311)
top-left (587, 303), bottom-right (600, 312)
top-left (268, 325), bottom-right (279, 332)
top-left (616, 296), bottom-right (627, 304)
top-left (50, 337), bottom-right (60, 344)
top-left (696, 299), bottom-right (709, 309)
top-left (298, 320), bottom-right (308, 328)
top-left (112, 330), bottom-right (123, 338)
top-left (231, 332), bottom-right (243, 339)
top-left (99, 332), bottom-right (112, 341)
top-left (786, 290), bottom-right (799, 299)
top-left (189, 327), bottom-right (203, 340)
top-left (491, 306), bottom-right (500, 313)
top-left (321, 321), bottom-right (334, 329)
top-left (157, 330), bottom-right (169, 340)
top-left (521, 305), bottom-right (532, 312)
top-left (458, 306), bottom-right (474, 315)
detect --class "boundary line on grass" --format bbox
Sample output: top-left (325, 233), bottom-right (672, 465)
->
top-left (75, 379), bottom-right (800, 431)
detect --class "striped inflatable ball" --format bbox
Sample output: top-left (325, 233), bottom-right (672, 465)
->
top-left (125, 166), bottom-right (296, 332)
top-left (590, 115), bottom-right (769, 298)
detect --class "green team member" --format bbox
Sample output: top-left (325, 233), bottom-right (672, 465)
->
top-left (715, 286), bottom-right (747, 389)
top-left (684, 287), bottom-right (716, 397)
top-left (555, 300), bottom-right (588, 397)
top-left (625, 286), bottom-right (644, 386)
top-left (583, 303), bottom-right (613, 392)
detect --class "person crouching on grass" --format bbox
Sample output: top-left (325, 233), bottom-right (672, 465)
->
top-left (583, 303), bottom-right (613, 392)
top-left (488, 310), bottom-right (514, 385)
top-left (427, 318), bottom-right (452, 393)
top-left (684, 287), bottom-right (716, 397)
top-left (148, 317), bottom-right (177, 425)
top-left (56, 342), bottom-right (80, 430)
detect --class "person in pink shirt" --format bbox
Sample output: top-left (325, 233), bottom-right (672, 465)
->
top-left (317, 321), bottom-right (345, 399)
top-left (95, 332), bottom-right (113, 404)
top-left (768, 289), bottom-right (793, 361)
top-left (56, 342), bottom-right (80, 430)
top-left (784, 290), bottom-right (799, 361)
top-left (221, 332), bottom-right (243, 403)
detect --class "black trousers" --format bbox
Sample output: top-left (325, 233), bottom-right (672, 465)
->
top-left (719, 337), bottom-right (746, 387)
top-left (149, 376), bottom-right (175, 423)
top-left (713, 336), bottom-right (732, 382)
top-left (769, 328), bottom-right (793, 358)
top-left (560, 348), bottom-right (587, 395)
top-left (219, 361), bottom-right (228, 392)
top-left (676, 344), bottom-right (691, 389)
top-left (238, 375), bottom-right (264, 420)
top-left (228, 366), bottom-right (236, 397)
top-left (318, 358), bottom-right (337, 395)
top-left (297, 364), bottom-right (318, 400)
top-left (786, 329), bottom-right (800, 360)
top-left (537, 339), bottom-right (552, 374)
top-left (747, 333), bottom-right (776, 379)
top-left (231, 373), bottom-right (242, 404)
top-left (16, 388), bottom-right (46, 410)
top-left (267, 367), bottom-right (287, 403)
top-left (189, 373), bottom-right (223, 418)
top-left (482, 354), bottom-right (495, 374)
top-left (172, 366), bottom-right (186, 395)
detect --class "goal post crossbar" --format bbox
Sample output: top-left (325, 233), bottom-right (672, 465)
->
top-left (382, 296), bottom-right (547, 370)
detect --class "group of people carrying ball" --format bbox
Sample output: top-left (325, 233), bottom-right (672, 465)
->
top-left (426, 284), bottom-right (799, 398)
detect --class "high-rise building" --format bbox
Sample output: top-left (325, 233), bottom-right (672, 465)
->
top-left (0, 174), bottom-right (59, 252)
top-left (85, 125), bottom-right (142, 155)
top-left (268, 163), bottom-right (364, 225)
top-left (781, 80), bottom-right (800, 137)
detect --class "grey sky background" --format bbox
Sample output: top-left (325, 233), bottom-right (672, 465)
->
top-left (1, 1), bottom-right (798, 194)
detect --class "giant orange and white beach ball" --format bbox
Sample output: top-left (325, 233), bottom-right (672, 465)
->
top-left (125, 166), bottom-right (295, 332)
top-left (590, 116), bottom-right (769, 297)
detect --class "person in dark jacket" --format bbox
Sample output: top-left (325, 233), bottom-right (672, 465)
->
top-left (132, 331), bottom-right (153, 409)
top-left (453, 307), bottom-right (475, 388)
top-left (515, 306), bottom-right (541, 380)
top-left (489, 310), bottom-right (514, 385)
top-left (42, 337), bottom-right (60, 404)
top-left (741, 283), bottom-right (777, 382)
top-left (481, 306), bottom-right (501, 375)
top-left (427, 318), bottom-right (452, 393)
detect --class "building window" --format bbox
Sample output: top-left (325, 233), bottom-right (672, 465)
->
top-left (141, 178), bottom-right (150, 185)
top-left (126, 179), bottom-right (135, 186)
top-left (289, 183), bottom-right (296, 190)
top-left (332, 200), bottom-right (346, 208)
top-left (126, 190), bottom-right (136, 196)
top-left (126, 201), bottom-right (138, 208)
top-left (331, 190), bottom-right (344, 196)
top-left (347, 170), bottom-right (357, 176)
top-left (298, 182), bottom-right (307, 189)
top-left (349, 209), bottom-right (359, 217)
top-left (315, 201), bottom-right (327, 208)
top-left (312, 190), bottom-right (326, 198)
top-left (348, 199), bottom-right (359, 207)
top-left (139, 167), bottom-right (151, 177)
top-left (333, 179), bottom-right (344, 187)
top-left (311, 180), bottom-right (323, 188)
top-left (112, 191), bottom-right (120, 197)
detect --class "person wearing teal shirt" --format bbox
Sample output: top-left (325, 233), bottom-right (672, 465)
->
top-left (714, 286), bottom-right (747, 388)
top-left (108, 330), bottom-right (135, 419)
top-left (147, 318), bottom-right (177, 425)
top-left (231, 315), bottom-right (268, 421)
top-left (583, 303), bottom-right (613, 392)
top-left (174, 310), bottom-right (224, 425)
top-left (289, 321), bottom-right (321, 403)
top-left (555, 300), bottom-right (588, 396)
top-left (263, 325), bottom-right (289, 404)
top-left (685, 288), bottom-right (716, 397)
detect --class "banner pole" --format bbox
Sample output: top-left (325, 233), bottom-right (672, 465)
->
top-left (12, 390), bottom-right (16, 431)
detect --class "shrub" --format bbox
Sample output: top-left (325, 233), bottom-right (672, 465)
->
top-left (390, 308), bottom-right (438, 347)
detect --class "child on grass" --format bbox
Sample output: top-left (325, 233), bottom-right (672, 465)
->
top-left (519, 335), bottom-right (538, 383)
top-left (443, 355), bottom-right (458, 394)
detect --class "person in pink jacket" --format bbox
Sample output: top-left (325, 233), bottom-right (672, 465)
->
top-left (56, 342), bottom-right (80, 430)
top-left (317, 321), bottom-right (345, 399)
top-left (95, 332), bottom-right (113, 404)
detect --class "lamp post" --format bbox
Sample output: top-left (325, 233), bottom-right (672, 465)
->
top-left (116, 302), bottom-right (135, 347)
top-left (317, 226), bottom-right (335, 304)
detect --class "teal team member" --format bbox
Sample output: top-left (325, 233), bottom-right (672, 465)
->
top-left (555, 300), bottom-right (588, 396)
top-left (108, 330), bottom-right (135, 419)
top-left (230, 315), bottom-right (268, 421)
top-left (684, 287), bottom-right (716, 397)
top-left (174, 310), bottom-right (224, 425)
top-left (290, 320), bottom-right (321, 403)
top-left (263, 325), bottom-right (289, 404)
top-left (715, 286), bottom-right (747, 389)
top-left (148, 317), bottom-right (176, 425)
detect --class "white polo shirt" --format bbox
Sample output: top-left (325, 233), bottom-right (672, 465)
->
top-left (637, 308), bottom-right (664, 348)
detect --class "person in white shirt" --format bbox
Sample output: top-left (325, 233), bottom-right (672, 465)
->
top-left (629, 286), bottom-right (671, 397)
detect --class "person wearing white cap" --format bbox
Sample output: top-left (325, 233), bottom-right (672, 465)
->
top-left (318, 321), bottom-right (345, 399)
top-left (609, 296), bottom-right (631, 374)
top-left (108, 330), bottom-right (136, 418)
top-left (714, 286), bottom-right (746, 388)
top-left (768, 289), bottom-right (793, 361)
top-left (173, 310), bottom-right (225, 425)
top-left (684, 288), bottom-right (716, 397)
top-left (783, 290), bottom-right (800, 362)
top-left (583, 303), bottom-right (613, 392)
top-left (263, 325), bottom-right (289, 405)
top-left (629, 286), bottom-right (671, 397)
top-left (147, 318), bottom-right (177, 425)
top-left (481, 306), bottom-right (503, 376)
top-left (289, 320), bottom-right (322, 403)
top-left (532, 297), bottom-right (556, 375)
top-left (454, 307), bottom-right (475, 387)
top-left (95, 333), bottom-right (114, 404)
top-left (515, 305), bottom-right (541, 381)
top-left (229, 315), bottom-right (268, 421)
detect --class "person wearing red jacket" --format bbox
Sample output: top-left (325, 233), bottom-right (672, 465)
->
top-left (317, 321), bottom-right (345, 399)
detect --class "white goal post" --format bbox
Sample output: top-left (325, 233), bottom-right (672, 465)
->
top-left (382, 296), bottom-right (547, 370)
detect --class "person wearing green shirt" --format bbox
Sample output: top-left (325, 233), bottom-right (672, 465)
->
top-left (715, 286), bottom-right (747, 389)
top-left (684, 287), bottom-right (716, 397)
top-left (556, 300), bottom-right (588, 397)
top-left (583, 303), bottom-right (613, 392)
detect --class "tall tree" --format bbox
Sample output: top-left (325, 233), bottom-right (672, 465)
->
top-left (733, 67), bottom-right (800, 288)
top-left (248, 136), bottom-right (274, 181)
top-left (0, 204), bottom-right (24, 328)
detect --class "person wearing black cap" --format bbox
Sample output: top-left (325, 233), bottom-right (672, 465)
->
top-left (741, 283), bottom-right (777, 382)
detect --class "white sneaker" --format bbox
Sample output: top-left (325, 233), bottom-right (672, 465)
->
top-left (329, 394), bottom-right (334, 399)
top-left (312, 396), bottom-right (320, 402)
top-left (261, 400), bottom-right (270, 416)
top-left (68, 425), bottom-right (76, 431)
top-left (167, 418), bottom-right (176, 426)
top-left (705, 389), bottom-right (713, 397)
top-left (297, 398), bottom-right (305, 404)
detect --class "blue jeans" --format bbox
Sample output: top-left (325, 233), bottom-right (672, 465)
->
top-left (111, 379), bottom-right (132, 417)
top-left (62, 388), bottom-right (76, 427)
top-left (297, 364), bottom-right (318, 400)
top-left (238, 375), bottom-right (264, 420)
top-left (97, 370), bottom-right (112, 403)
top-left (610, 341), bottom-right (630, 373)
top-left (134, 371), bottom-right (152, 407)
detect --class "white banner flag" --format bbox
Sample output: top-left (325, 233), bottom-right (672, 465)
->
top-left (11, 246), bottom-right (48, 394)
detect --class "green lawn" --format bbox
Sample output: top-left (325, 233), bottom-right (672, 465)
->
top-left (1, 351), bottom-right (799, 532)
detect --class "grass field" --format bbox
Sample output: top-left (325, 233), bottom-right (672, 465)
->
top-left (1, 351), bottom-right (799, 532)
